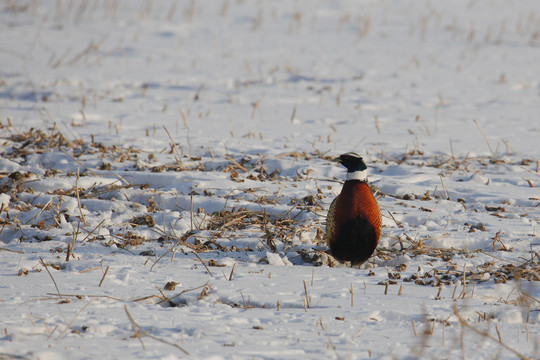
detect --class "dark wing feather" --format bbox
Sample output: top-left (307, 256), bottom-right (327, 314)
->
top-left (325, 196), bottom-right (338, 244)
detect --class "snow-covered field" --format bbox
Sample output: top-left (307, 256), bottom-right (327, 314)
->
top-left (1, 1), bottom-right (539, 359)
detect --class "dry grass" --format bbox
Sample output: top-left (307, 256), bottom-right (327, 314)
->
top-left (1, 123), bottom-right (538, 282)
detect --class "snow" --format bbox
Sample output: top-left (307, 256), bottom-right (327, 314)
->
top-left (1, 0), bottom-right (539, 359)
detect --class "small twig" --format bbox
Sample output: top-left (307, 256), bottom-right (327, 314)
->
top-left (26, 198), bottom-right (54, 225)
top-left (436, 286), bottom-right (442, 300)
top-left (190, 194), bottom-right (194, 231)
top-left (422, 201), bottom-right (440, 226)
top-left (66, 243), bottom-right (72, 262)
top-left (155, 285), bottom-right (168, 302)
top-left (40, 258), bottom-right (63, 300)
top-left (495, 325), bottom-right (502, 343)
top-left (453, 305), bottom-right (531, 360)
top-left (229, 263), bottom-right (236, 281)
top-left (387, 211), bottom-right (403, 228)
top-left (439, 174), bottom-right (450, 200)
top-left (80, 219), bottom-right (106, 242)
top-left (124, 306), bottom-right (189, 355)
top-left (72, 219), bottom-right (80, 250)
top-left (227, 156), bottom-right (247, 172)
top-left (46, 292), bottom-right (126, 302)
top-left (478, 250), bottom-right (521, 265)
top-left (240, 291), bottom-right (247, 308)
top-left (374, 116), bottom-right (381, 134)
top-left (75, 169), bottom-right (88, 226)
top-left (521, 166), bottom-right (540, 176)
top-left (157, 282), bottom-right (210, 305)
top-left (0, 247), bottom-right (25, 254)
top-left (67, 220), bottom-right (80, 261)
top-left (290, 106), bottom-right (296, 123)
top-left (192, 251), bottom-right (214, 278)
top-left (98, 266), bottom-right (110, 287)
top-left (57, 300), bottom-right (95, 340)
top-left (180, 108), bottom-right (188, 127)
top-left (303, 280), bottom-right (311, 308)
top-left (442, 321), bottom-right (446, 347)
top-left (458, 265), bottom-right (467, 299)
top-left (520, 291), bottom-right (540, 305)
top-left (150, 231), bottom-right (185, 272)
top-left (398, 282), bottom-right (403, 295)
top-left (163, 126), bottom-right (183, 163)
top-left (449, 137), bottom-right (455, 159)
top-left (523, 178), bottom-right (534, 187)
top-left (473, 119), bottom-right (495, 156)
top-left (47, 324), bottom-right (60, 340)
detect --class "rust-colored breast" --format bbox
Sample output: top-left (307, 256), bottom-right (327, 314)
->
top-left (325, 180), bottom-right (381, 264)
top-left (347, 181), bottom-right (381, 240)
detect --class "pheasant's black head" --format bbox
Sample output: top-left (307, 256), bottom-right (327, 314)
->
top-left (334, 152), bottom-right (367, 173)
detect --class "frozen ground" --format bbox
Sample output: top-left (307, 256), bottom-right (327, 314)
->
top-left (0, 1), bottom-right (539, 359)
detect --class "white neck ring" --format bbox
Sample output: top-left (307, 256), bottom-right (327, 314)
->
top-left (346, 169), bottom-right (368, 182)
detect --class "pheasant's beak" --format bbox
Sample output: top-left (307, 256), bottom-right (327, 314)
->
top-left (332, 157), bottom-right (342, 164)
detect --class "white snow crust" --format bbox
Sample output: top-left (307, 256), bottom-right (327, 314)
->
top-left (0, 1), bottom-right (539, 359)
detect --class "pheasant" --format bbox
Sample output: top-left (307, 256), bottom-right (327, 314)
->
top-left (325, 152), bottom-right (381, 265)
